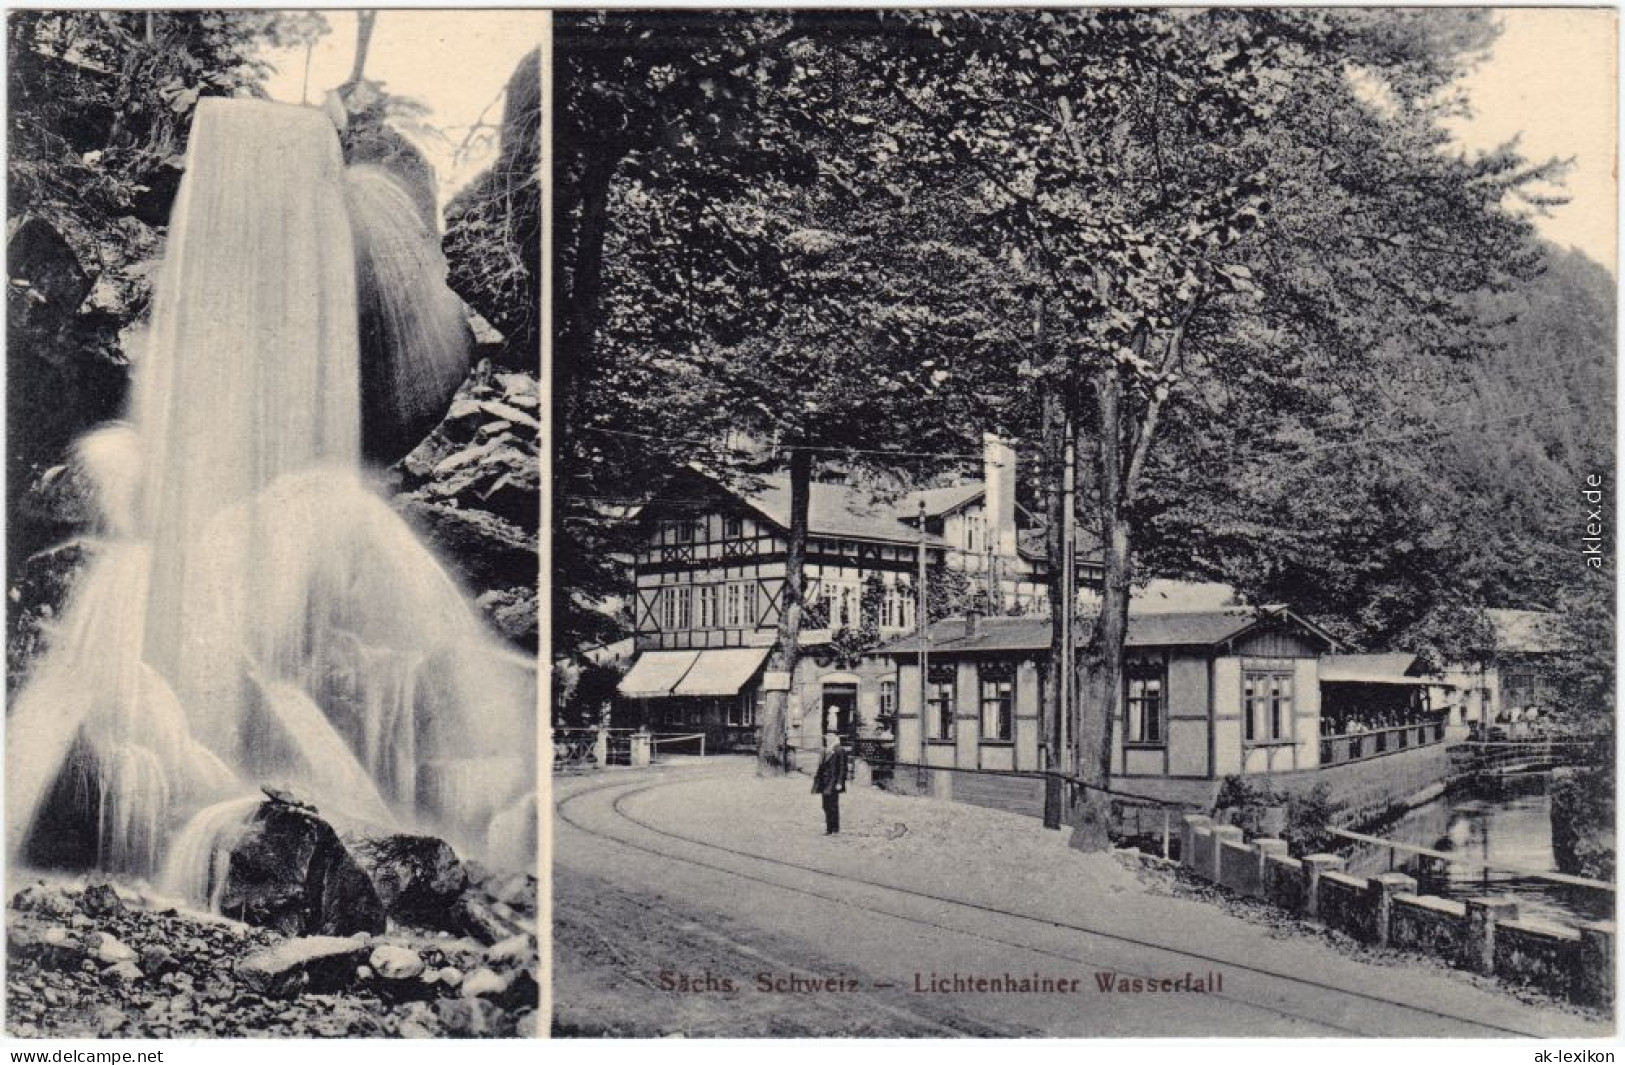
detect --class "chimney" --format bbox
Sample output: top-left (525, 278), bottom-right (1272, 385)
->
top-left (983, 433), bottom-right (1017, 558)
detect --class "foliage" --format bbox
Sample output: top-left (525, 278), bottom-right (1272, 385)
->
top-left (1550, 766), bottom-right (1615, 881)
top-left (554, 11), bottom-right (1592, 790)
top-left (6, 11), bottom-right (320, 574)
top-left (826, 572), bottom-right (885, 668)
top-left (1282, 783), bottom-right (1342, 857)
top-left (443, 48), bottom-right (540, 371)
top-left (1214, 776), bottom-right (1341, 855)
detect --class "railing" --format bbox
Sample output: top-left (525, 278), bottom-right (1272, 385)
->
top-left (1319, 720), bottom-right (1445, 766)
top-left (552, 727), bottom-right (641, 771)
top-left (853, 737), bottom-right (894, 787)
top-left (651, 731), bottom-right (707, 758)
top-left (1455, 736), bottom-right (1609, 776)
top-left (1329, 826), bottom-right (1615, 894)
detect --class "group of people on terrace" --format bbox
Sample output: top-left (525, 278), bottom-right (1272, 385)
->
top-left (1320, 705), bottom-right (1439, 737)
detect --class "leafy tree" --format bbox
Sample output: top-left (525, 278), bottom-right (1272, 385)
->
top-left (831, 9), bottom-right (1559, 846)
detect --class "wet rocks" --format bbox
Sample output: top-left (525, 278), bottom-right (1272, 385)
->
top-left (452, 895), bottom-right (523, 946)
top-left (100, 961), bottom-right (143, 984)
top-left (6, 870), bottom-right (539, 1039)
top-left (235, 936), bottom-right (371, 998)
top-left (89, 931), bottom-right (136, 965)
top-left (351, 835), bottom-right (468, 931)
top-left (79, 883), bottom-right (125, 918)
top-left (11, 882), bottom-right (75, 919)
top-left (216, 802), bottom-right (386, 937)
top-left (367, 944), bottom-right (425, 981)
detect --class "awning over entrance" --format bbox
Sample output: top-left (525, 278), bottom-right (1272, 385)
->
top-left (672, 647), bottom-right (772, 697)
top-left (1320, 653), bottom-right (1429, 686)
top-left (617, 647), bottom-right (773, 699)
top-left (618, 650), bottom-right (700, 698)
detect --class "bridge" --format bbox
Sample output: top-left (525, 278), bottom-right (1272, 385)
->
top-left (1450, 736), bottom-right (1610, 778)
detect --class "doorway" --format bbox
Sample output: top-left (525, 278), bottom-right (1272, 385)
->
top-left (820, 682), bottom-right (858, 743)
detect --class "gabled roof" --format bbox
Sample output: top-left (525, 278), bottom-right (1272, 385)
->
top-left (1320, 653), bottom-right (1427, 685)
top-left (902, 483), bottom-right (984, 519)
top-left (737, 476), bottom-right (950, 546)
top-left (878, 605), bottom-right (1339, 656)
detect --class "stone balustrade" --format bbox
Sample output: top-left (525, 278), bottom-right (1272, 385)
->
top-left (1178, 813), bottom-right (1613, 1009)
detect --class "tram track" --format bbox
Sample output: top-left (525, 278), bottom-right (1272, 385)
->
top-left (555, 770), bottom-right (1562, 1038)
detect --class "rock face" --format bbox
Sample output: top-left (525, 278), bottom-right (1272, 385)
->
top-left (7, 539), bottom-right (97, 695)
top-left (393, 367), bottom-right (538, 650)
top-left (351, 835), bottom-right (469, 931)
top-left (443, 49), bottom-right (540, 373)
top-left (216, 802), bottom-right (386, 937)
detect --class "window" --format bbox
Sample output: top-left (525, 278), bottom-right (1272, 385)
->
top-left (659, 586), bottom-right (680, 630)
top-left (741, 583), bottom-right (757, 628)
top-left (878, 680), bottom-right (897, 726)
top-left (675, 586), bottom-right (693, 630)
top-left (820, 580), bottom-right (856, 628)
top-left (1126, 656), bottom-right (1166, 746)
top-left (723, 584), bottom-right (742, 627)
top-left (927, 663), bottom-right (957, 741)
top-left (724, 515), bottom-right (743, 539)
top-left (728, 691), bottom-right (757, 727)
top-left (965, 513), bottom-right (985, 554)
top-left (696, 585), bottom-right (718, 628)
top-left (881, 581), bottom-right (915, 631)
top-left (979, 662), bottom-right (1014, 742)
top-left (1244, 670), bottom-right (1293, 742)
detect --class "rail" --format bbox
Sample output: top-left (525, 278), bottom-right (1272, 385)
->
top-left (882, 756), bottom-right (1199, 856)
top-left (651, 731), bottom-right (707, 757)
top-left (1329, 826), bottom-right (1615, 893)
top-left (1319, 721), bottom-right (1445, 766)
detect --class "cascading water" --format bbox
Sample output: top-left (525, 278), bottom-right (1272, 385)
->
top-left (7, 98), bottom-right (536, 897)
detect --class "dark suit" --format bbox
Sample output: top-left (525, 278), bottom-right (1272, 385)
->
top-left (812, 745), bottom-right (849, 834)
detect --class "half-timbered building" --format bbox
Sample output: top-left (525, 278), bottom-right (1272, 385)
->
top-left (615, 436), bottom-right (1095, 752)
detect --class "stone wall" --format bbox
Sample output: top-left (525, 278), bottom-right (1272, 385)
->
top-left (1268, 743), bottom-right (1453, 827)
top-left (1178, 813), bottom-right (1613, 1009)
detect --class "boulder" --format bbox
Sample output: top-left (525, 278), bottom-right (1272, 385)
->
top-left (460, 967), bottom-right (505, 1000)
top-left (7, 923), bottom-right (85, 970)
top-left (351, 835), bottom-right (468, 931)
top-left (452, 896), bottom-right (522, 947)
top-left (140, 944), bottom-right (177, 976)
top-left (367, 944), bottom-right (425, 981)
top-left (496, 967), bottom-right (539, 1012)
top-left (235, 936), bottom-right (370, 998)
top-left (435, 995), bottom-right (502, 1037)
top-left (79, 883), bottom-right (125, 918)
top-left (100, 960), bottom-right (143, 984)
top-left (474, 587), bottom-right (538, 650)
top-left (10, 883), bottom-right (76, 919)
top-left (90, 931), bottom-right (136, 964)
top-left (394, 501), bottom-right (535, 591)
top-left (487, 934), bottom-right (534, 968)
top-left (216, 801), bottom-right (387, 936)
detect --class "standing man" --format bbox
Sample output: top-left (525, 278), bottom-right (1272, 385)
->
top-left (812, 731), bottom-right (849, 835)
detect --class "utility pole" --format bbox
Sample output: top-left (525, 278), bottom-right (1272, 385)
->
top-left (917, 499), bottom-right (929, 780)
top-left (1060, 414), bottom-right (1076, 780)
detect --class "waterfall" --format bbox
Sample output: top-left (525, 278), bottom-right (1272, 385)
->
top-left (7, 98), bottom-right (534, 881)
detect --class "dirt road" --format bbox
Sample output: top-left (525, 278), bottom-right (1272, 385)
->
top-left (552, 759), bottom-right (1611, 1038)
